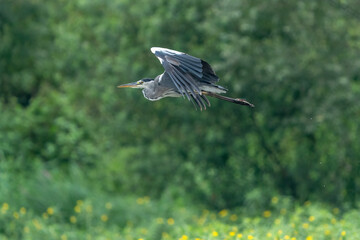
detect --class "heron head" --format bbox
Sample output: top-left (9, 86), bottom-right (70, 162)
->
top-left (117, 78), bottom-right (153, 89)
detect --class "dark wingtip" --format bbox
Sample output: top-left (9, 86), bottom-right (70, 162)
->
top-left (235, 98), bottom-right (255, 108)
top-left (245, 102), bottom-right (255, 108)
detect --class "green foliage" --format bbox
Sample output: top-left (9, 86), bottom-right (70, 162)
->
top-left (0, 163), bottom-right (360, 240)
top-left (0, 89), bottom-right (98, 167)
top-left (1, 0), bottom-right (360, 233)
top-left (0, 0), bottom-right (56, 106)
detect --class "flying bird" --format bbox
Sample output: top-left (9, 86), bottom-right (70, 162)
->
top-left (118, 47), bottom-right (254, 110)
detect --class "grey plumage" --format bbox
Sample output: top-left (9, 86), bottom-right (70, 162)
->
top-left (118, 47), bottom-right (254, 110)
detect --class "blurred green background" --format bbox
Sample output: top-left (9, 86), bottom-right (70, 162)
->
top-left (1, 0), bottom-right (360, 239)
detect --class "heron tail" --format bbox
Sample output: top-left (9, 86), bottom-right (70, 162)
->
top-left (203, 92), bottom-right (255, 108)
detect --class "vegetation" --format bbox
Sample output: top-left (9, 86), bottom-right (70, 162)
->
top-left (1, 161), bottom-right (360, 240)
top-left (1, 0), bottom-right (360, 239)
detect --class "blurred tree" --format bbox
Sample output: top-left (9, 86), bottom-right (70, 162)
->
top-left (0, 0), bottom-right (56, 106)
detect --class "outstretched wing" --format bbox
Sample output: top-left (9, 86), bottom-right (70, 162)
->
top-left (151, 47), bottom-right (219, 110)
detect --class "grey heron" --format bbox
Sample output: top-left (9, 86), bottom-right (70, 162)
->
top-left (118, 47), bottom-right (254, 110)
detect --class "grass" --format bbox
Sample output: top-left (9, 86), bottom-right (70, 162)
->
top-left (0, 162), bottom-right (359, 240)
top-left (1, 195), bottom-right (359, 240)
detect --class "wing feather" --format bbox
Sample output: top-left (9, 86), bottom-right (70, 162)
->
top-left (172, 67), bottom-right (201, 94)
top-left (171, 68), bottom-right (205, 109)
top-left (151, 47), bottom-right (220, 109)
top-left (168, 71), bottom-right (191, 100)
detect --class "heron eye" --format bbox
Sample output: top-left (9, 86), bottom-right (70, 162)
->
top-left (137, 80), bottom-right (144, 84)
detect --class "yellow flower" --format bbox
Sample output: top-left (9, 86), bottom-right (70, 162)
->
top-left (230, 214), bottom-right (238, 221)
top-left (247, 235), bottom-right (254, 240)
top-left (1, 203), bottom-right (9, 214)
top-left (212, 231), bottom-right (219, 237)
top-left (138, 239), bottom-right (143, 240)
top-left (70, 216), bottom-right (77, 224)
top-left (305, 236), bottom-right (313, 240)
top-left (32, 219), bottom-right (42, 230)
top-left (271, 196), bottom-right (279, 204)
top-left (2, 203), bottom-right (9, 210)
top-left (167, 218), bottom-right (175, 225)
top-left (229, 231), bottom-right (236, 236)
top-left (13, 212), bottom-right (19, 219)
top-left (42, 213), bottom-right (48, 219)
top-left (284, 235), bottom-right (290, 239)
top-left (331, 218), bottom-right (337, 224)
top-left (20, 207), bottom-right (26, 215)
top-left (237, 233), bottom-right (243, 238)
top-left (308, 216), bottom-right (315, 222)
top-left (76, 200), bottom-right (83, 206)
top-left (101, 214), bottom-right (108, 222)
top-left (61, 234), bottom-right (68, 240)
top-left (219, 209), bottom-right (228, 217)
top-left (291, 238), bottom-right (296, 240)
top-left (266, 233), bottom-right (272, 238)
top-left (180, 235), bottom-right (188, 240)
top-left (324, 229), bottom-right (331, 236)
top-left (74, 205), bottom-right (81, 213)
top-left (137, 198), bottom-right (144, 205)
top-left (263, 210), bottom-right (271, 218)
top-left (302, 223), bottom-right (309, 229)
top-left (24, 226), bottom-right (30, 233)
top-left (341, 231), bottom-right (346, 236)
top-left (47, 207), bottom-right (54, 215)
top-left (105, 202), bottom-right (112, 209)
top-left (278, 230), bottom-right (283, 235)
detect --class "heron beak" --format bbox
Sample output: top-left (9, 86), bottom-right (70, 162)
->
top-left (117, 82), bottom-right (139, 88)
